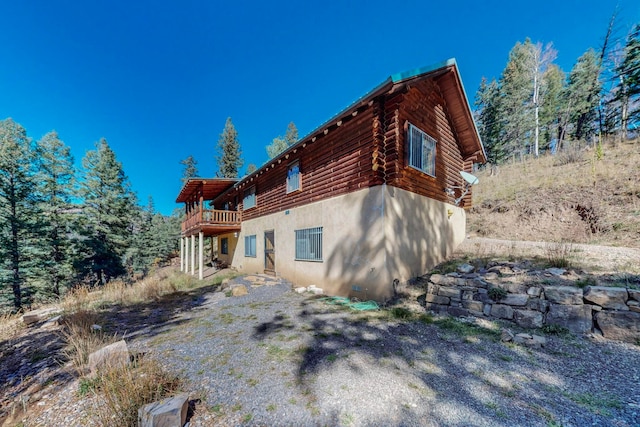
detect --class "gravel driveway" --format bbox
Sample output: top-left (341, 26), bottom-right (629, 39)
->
top-left (130, 275), bottom-right (640, 427)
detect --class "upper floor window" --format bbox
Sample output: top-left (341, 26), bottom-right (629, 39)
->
top-left (407, 123), bottom-right (436, 177)
top-left (243, 186), bottom-right (256, 210)
top-left (286, 161), bottom-right (301, 193)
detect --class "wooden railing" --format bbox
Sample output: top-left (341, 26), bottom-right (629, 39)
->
top-left (181, 208), bottom-right (242, 232)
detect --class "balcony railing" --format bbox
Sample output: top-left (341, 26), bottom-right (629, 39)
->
top-left (181, 208), bottom-right (242, 233)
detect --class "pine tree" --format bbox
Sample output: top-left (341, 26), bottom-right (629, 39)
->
top-left (180, 155), bottom-right (199, 184)
top-left (35, 131), bottom-right (77, 298)
top-left (475, 78), bottom-right (505, 163)
top-left (78, 138), bottom-right (136, 285)
top-left (266, 122), bottom-right (299, 159)
top-left (0, 118), bottom-right (38, 309)
top-left (539, 64), bottom-right (566, 149)
top-left (216, 117), bottom-right (243, 178)
top-left (565, 49), bottom-right (602, 141)
top-left (615, 24), bottom-right (640, 136)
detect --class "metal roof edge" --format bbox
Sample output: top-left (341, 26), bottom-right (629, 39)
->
top-left (390, 58), bottom-right (456, 83)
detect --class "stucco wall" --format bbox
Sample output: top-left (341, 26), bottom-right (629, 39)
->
top-left (230, 185), bottom-right (465, 301)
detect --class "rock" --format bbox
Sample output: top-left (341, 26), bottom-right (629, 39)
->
top-left (438, 287), bottom-right (460, 300)
top-left (483, 304), bottom-right (492, 316)
top-left (547, 304), bottom-right (592, 334)
top-left (491, 304), bottom-right (514, 320)
top-left (500, 328), bottom-right (514, 342)
top-left (629, 289), bottom-right (640, 302)
top-left (425, 294), bottom-right (450, 305)
top-left (499, 283), bottom-right (528, 294)
top-left (88, 340), bottom-right (129, 374)
top-left (139, 393), bottom-right (189, 427)
top-left (429, 274), bottom-right (449, 285)
top-left (628, 301), bottom-right (640, 313)
top-left (500, 294), bottom-right (529, 306)
top-left (22, 307), bottom-right (62, 325)
top-left (426, 283), bottom-right (439, 294)
top-left (545, 268), bottom-right (566, 276)
top-left (307, 285), bottom-right (324, 295)
top-left (457, 263), bottom-right (475, 274)
top-left (424, 303), bottom-right (448, 314)
top-left (595, 311), bottom-right (640, 343)
top-left (483, 272), bottom-right (499, 281)
top-left (543, 286), bottom-right (583, 305)
top-left (41, 315), bottom-right (61, 330)
top-left (527, 287), bottom-right (542, 297)
top-left (514, 333), bottom-right (546, 347)
top-left (530, 335), bottom-right (547, 347)
top-left (220, 278), bottom-right (231, 290)
top-left (514, 309), bottom-right (543, 328)
top-left (447, 306), bottom-right (469, 317)
top-left (231, 285), bottom-right (248, 297)
top-left (462, 300), bottom-right (484, 314)
top-left (294, 287), bottom-right (307, 294)
top-left (583, 286), bottom-right (629, 310)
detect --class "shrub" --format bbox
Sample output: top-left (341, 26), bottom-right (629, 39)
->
top-left (545, 241), bottom-right (573, 268)
top-left (388, 307), bottom-right (414, 320)
top-left (59, 310), bottom-right (118, 371)
top-left (488, 287), bottom-right (507, 301)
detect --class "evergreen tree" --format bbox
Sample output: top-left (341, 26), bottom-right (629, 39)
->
top-left (35, 131), bottom-right (77, 298)
top-left (539, 64), bottom-right (566, 148)
top-left (0, 118), bottom-right (38, 309)
top-left (180, 155), bottom-right (199, 184)
top-left (78, 138), bottom-right (136, 285)
top-left (615, 24), bottom-right (640, 136)
top-left (266, 122), bottom-right (299, 159)
top-left (475, 78), bottom-right (505, 163)
top-left (565, 49), bottom-right (602, 141)
top-left (216, 117), bottom-right (243, 178)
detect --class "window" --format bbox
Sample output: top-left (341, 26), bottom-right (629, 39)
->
top-left (407, 123), bottom-right (436, 177)
top-left (221, 237), bottom-right (229, 255)
top-left (244, 235), bottom-right (256, 257)
top-left (286, 161), bottom-right (300, 193)
top-left (243, 186), bottom-right (256, 209)
top-left (295, 227), bottom-right (323, 261)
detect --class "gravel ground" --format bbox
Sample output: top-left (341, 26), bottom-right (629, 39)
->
top-left (122, 276), bottom-right (639, 427)
top-left (17, 269), bottom-right (640, 427)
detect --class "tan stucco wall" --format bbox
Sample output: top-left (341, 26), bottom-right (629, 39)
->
top-left (230, 185), bottom-right (465, 301)
top-left (217, 233), bottom-right (238, 265)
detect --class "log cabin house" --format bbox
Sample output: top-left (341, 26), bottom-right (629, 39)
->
top-left (176, 59), bottom-right (485, 301)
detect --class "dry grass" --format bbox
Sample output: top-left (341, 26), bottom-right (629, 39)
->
top-left (58, 310), bottom-right (119, 371)
top-left (0, 311), bottom-right (24, 342)
top-left (83, 356), bottom-right (181, 427)
top-left (470, 140), bottom-right (640, 247)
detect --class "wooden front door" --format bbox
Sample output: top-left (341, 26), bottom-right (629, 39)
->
top-left (264, 230), bottom-right (275, 274)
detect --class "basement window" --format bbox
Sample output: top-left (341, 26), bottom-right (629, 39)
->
top-left (407, 123), bottom-right (436, 177)
top-left (244, 235), bottom-right (256, 257)
top-left (295, 227), bottom-right (323, 262)
top-left (243, 186), bottom-right (256, 210)
top-left (286, 161), bottom-right (301, 193)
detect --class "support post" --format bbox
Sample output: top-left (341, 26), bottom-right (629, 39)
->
top-left (190, 235), bottom-right (195, 275)
top-left (198, 231), bottom-right (204, 280)
top-left (180, 237), bottom-right (184, 272)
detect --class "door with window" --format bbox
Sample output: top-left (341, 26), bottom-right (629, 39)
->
top-left (264, 230), bottom-right (275, 274)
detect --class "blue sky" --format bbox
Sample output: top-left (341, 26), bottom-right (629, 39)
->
top-left (1, 1), bottom-right (639, 215)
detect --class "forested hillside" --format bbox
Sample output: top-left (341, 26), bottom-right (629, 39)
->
top-left (0, 119), bottom-right (180, 312)
top-left (474, 22), bottom-right (639, 164)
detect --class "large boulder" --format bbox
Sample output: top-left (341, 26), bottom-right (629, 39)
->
top-left (22, 307), bottom-right (62, 325)
top-left (546, 304), bottom-right (592, 334)
top-left (88, 340), bottom-right (129, 374)
top-left (543, 286), bottom-right (583, 305)
top-left (595, 311), bottom-right (640, 343)
top-left (231, 285), bottom-right (249, 297)
top-left (583, 286), bottom-right (628, 310)
top-left (491, 304), bottom-right (514, 320)
top-left (139, 393), bottom-right (190, 427)
top-left (514, 309), bottom-right (543, 328)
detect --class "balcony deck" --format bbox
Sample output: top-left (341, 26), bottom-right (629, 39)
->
top-left (181, 209), bottom-right (241, 237)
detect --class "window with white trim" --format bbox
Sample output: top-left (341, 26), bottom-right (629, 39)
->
top-left (295, 227), bottom-right (323, 261)
top-left (244, 235), bottom-right (256, 257)
top-left (221, 237), bottom-right (229, 255)
top-left (286, 161), bottom-right (300, 193)
top-left (407, 123), bottom-right (436, 177)
top-left (243, 186), bottom-right (256, 209)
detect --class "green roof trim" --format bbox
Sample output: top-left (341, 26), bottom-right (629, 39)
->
top-left (390, 58), bottom-right (457, 83)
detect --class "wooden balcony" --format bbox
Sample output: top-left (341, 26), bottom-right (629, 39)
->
top-left (181, 208), bottom-right (242, 237)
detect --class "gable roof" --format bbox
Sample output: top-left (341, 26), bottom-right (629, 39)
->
top-left (242, 58), bottom-right (485, 182)
top-left (175, 177), bottom-right (238, 203)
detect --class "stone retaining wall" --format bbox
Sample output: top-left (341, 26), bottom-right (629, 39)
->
top-left (418, 266), bottom-right (640, 343)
